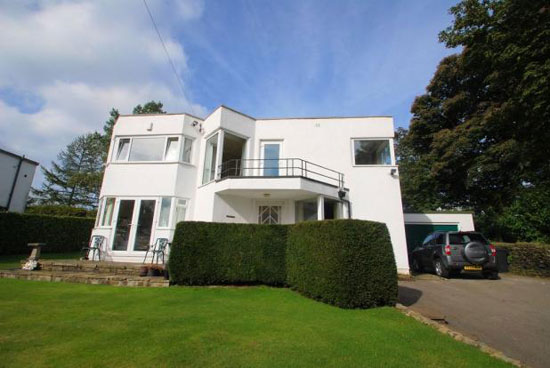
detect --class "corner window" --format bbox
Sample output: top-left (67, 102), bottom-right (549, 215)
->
top-left (202, 133), bottom-right (218, 184)
top-left (164, 138), bottom-right (180, 161)
top-left (182, 137), bottom-right (193, 163)
top-left (175, 199), bottom-right (187, 224)
top-left (100, 197), bottom-right (115, 226)
top-left (158, 197), bottom-right (172, 227)
top-left (115, 139), bottom-right (130, 161)
top-left (353, 139), bottom-right (391, 165)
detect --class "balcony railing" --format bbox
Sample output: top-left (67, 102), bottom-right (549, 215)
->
top-left (217, 158), bottom-right (344, 189)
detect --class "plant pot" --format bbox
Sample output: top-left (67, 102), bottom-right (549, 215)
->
top-left (139, 266), bottom-right (149, 277)
top-left (148, 268), bottom-right (161, 277)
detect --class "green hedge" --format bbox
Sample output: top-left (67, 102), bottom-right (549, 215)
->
top-left (494, 242), bottom-right (550, 277)
top-left (0, 212), bottom-right (95, 255)
top-left (25, 205), bottom-right (96, 218)
top-left (168, 222), bottom-right (288, 286)
top-left (169, 219), bottom-right (398, 309)
top-left (287, 220), bottom-right (398, 309)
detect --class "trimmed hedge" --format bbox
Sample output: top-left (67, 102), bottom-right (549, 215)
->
top-left (25, 205), bottom-right (96, 218)
top-left (0, 212), bottom-right (95, 255)
top-left (287, 220), bottom-right (397, 309)
top-left (168, 222), bottom-right (288, 286)
top-left (169, 219), bottom-right (398, 309)
top-left (494, 241), bottom-right (550, 277)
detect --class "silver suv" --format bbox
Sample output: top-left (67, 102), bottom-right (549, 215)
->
top-left (410, 231), bottom-right (498, 279)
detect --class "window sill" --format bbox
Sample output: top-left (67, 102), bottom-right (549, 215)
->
top-left (107, 161), bottom-right (196, 167)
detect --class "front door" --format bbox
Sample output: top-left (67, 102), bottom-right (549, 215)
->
top-left (112, 199), bottom-right (156, 253)
top-left (258, 205), bottom-right (282, 224)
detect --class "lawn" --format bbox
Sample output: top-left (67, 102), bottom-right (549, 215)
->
top-left (0, 279), bottom-right (510, 368)
top-left (0, 252), bottom-right (81, 269)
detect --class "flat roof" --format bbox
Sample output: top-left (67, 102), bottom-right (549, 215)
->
top-left (0, 147), bottom-right (39, 166)
top-left (118, 105), bottom-right (393, 122)
top-left (118, 112), bottom-right (204, 121)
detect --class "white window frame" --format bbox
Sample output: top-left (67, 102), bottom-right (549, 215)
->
top-left (164, 137), bottom-right (180, 162)
top-left (98, 197), bottom-right (116, 228)
top-left (181, 136), bottom-right (194, 163)
top-left (174, 198), bottom-right (188, 225)
top-left (157, 197), bottom-right (173, 229)
top-left (350, 138), bottom-right (394, 166)
top-left (111, 135), bottom-right (198, 165)
top-left (259, 140), bottom-right (284, 176)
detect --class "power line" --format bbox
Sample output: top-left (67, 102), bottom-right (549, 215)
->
top-left (142, 0), bottom-right (197, 115)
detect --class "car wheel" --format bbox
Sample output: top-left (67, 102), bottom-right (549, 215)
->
top-left (411, 257), bottom-right (423, 273)
top-left (433, 258), bottom-right (450, 278)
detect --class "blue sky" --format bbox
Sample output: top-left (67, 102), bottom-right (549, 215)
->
top-left (0, 0), bottom-right (457, 187)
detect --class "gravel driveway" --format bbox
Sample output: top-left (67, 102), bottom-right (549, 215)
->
top-left (398, 273), bottom-right (550, 368)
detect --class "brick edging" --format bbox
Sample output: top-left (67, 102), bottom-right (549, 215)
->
top-left (395, 303), bottom-right (526, 367)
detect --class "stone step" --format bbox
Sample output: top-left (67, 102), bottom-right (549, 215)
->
top-left (0, 269), bottom-right (169, 288)
top-left (23, 260), bottom-right (162, 277)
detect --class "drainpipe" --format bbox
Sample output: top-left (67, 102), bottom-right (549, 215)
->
top-left (7, 155), bottom-right (24, 211)
top-left (343, 199), bottom-right (352, 219)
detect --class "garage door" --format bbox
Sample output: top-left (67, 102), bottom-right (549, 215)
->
top-left (404, 224), bottom-right (458, 254)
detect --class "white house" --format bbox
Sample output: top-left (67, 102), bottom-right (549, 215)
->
top-left (90, 105), bottom-right (473, 274)
top-left (0, 148), bottom-right (38, 213)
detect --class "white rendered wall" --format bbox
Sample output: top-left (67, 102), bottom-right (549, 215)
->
top-left (404, 213), bottom-right (475, 231)
top-left (254, 116), bottom-right (409, 273)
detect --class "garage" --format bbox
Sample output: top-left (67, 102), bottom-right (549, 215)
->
top-left (403, 213), bottom-right (475, 254)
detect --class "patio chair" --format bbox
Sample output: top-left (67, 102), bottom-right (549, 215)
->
top-left (143, 238), bottom-right (170, 265)
top-left (81, 235), bottom-right (105, 261)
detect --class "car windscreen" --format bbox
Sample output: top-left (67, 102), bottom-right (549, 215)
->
top-left (449, 233), bottom-right (488, 245)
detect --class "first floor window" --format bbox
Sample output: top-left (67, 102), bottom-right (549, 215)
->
top-left (101, 197), bottom-right (115, 226)
top-left (202, 133), bottom-right (218, 183)
top-left (129, 137), bottom-right (165, 161)
top-left (158, 197), bottom-right (172, 227)
top-left (164, 137), bottom-right (180, 161)
top-left (353, 139), bottom-right (391, 165)
top-left (175, 199), bottom-right (187, 224)
top-left (182, 137), bottom-right (193, 163)
top-left (115, 138), bottom-right (130, 161)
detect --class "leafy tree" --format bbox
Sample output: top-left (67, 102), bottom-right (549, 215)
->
top-left (33, 132), bottom-right (104, 208)
top-left (132, 100), bottom-right (166, 115)
top-left (399, 0), bottom-right (550, 240)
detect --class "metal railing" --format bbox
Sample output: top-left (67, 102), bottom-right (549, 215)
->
top-left (217, 158), bottom-right (344, 188)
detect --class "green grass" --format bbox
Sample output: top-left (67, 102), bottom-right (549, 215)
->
top-left (0, 252), bottom-right (81, 269)
top-left (0, 279), bottom-right (511, 368)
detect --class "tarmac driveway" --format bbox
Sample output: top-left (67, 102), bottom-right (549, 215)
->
top-left (399, 273), bottom-right (550, 368)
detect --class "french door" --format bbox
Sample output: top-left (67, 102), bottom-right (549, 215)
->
top-left (112, 199), bottom-right (156, 253)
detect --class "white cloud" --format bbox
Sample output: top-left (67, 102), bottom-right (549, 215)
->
top-left (0, 0), bottom-right (207, 188)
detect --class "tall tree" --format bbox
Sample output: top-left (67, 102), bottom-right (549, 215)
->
top-left (33, 132), bottom-right (104, 208)
top-left (399, 0), bottom-right (550, 240)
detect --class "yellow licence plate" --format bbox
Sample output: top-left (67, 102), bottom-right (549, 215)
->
top-left (464, 265), bottom-right (482, 271)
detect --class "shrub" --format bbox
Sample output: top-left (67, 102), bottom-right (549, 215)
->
top-left (169, 222), bottom-right (288, 286)
top-left (287, 220), bottom-right (398, 309)
top-left (25, 205), bottom-right (96, 218)
top-left (494, 241), bottom-right (550, 277)
top-left (0, 212), bottom-right (95, 255)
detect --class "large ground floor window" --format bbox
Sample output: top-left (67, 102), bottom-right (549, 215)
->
top-left (96, 196), bottom-right (189, 253)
